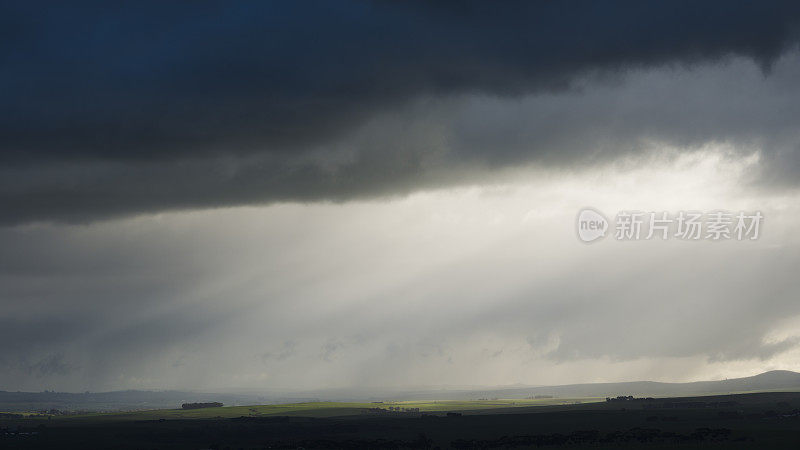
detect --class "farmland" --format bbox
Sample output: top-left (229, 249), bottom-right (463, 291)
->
top-left (4, 392), bottom-right (800, 448)
top-left (53, 396), bottom-right (602, 422)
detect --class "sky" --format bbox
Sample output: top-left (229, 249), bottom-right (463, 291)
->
top-left (3, 1), bottom-right (800, 393)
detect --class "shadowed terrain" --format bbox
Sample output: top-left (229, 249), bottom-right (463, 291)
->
top-left (4, 374), bottom-right (800, 448)
top-left (3, 370), bottom-right (800, 413)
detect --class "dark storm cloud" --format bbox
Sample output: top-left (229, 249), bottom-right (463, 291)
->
top-left (3, 1), bottom-right (800, 223)
top-left (20, 354), bottom-right (74, 377)
top-left (0, 184), bottom-right (798, 391)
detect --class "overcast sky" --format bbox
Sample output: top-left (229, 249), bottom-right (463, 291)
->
top-left (3, 1), bottom-right (800, 392)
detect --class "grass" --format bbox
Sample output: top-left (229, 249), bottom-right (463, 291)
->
top-left (49, 397), bottom-right (604, 422)
top-left (9, 392), bottom-right (800, 449)
top-left (28, 388), bottom-right (800, 423)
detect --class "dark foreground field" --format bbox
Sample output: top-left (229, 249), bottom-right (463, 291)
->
top-left (4, 392), bottom-right (800, 449)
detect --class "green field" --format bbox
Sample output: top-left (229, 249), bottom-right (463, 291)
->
top-left (5, 392), bottom-right (800, 448)
top-left (54, 397), bottom-right (603, 422)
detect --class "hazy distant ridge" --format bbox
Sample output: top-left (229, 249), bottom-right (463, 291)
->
top-left (3, 370), bottom-right (800, 411)
top-left (435, 370), bottom-right (800, 400)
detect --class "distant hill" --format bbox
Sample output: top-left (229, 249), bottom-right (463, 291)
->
top-left (383, 370), bottom-right (800, 401)
top-left (3, 370), bottom-right (800, 412)
top-left (304, 370), bottom-right (800, 401)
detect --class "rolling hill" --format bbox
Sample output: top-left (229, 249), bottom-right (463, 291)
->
top-left (2, 370), bottom-right (800, 412)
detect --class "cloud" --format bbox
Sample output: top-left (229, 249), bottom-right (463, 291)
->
top-left (21, 354), bottom-right (75, 378)
top-left (262, 341), bottom-right (297, 362)
top-left (2, 2), bottom-right (800, 224)
top-left (3, 3), bottom-right (800, 393)
top-left (2, 156), bottom-right (800, 391)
